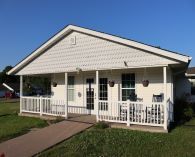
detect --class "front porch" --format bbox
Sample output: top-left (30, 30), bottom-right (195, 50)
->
top-left (20, 96), bottom-right (172, 130)
top-left (19, 66), bottom-right (173, 131)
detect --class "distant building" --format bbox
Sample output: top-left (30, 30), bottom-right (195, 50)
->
top-left (0, 83), bottom-right (20, 98)
top-left (175, 67), bottom-right (195, 102)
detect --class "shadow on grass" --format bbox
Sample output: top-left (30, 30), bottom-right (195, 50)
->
top-left (0, 114), bottom-right (12, 117)
top-left (183, 124), bottom-right (195, 127)
top-left (169, 117), bottom-right (195, 132)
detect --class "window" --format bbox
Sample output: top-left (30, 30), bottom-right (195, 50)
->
top-left (191, 79), bottom-right (195, 95)
top-left (99, 78), bottom-right (108, 100)
top-left (121, 74), bottom-right (135, 101)
top-left (99, 78), bottom-right (108, 110)
top-left (68, 76), bottom-right (75, 101)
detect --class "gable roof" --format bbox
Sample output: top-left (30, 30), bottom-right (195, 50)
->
top-left (8, 25), bottom-right (191, 75)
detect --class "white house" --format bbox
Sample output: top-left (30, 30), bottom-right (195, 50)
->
top-left (175, 67), bottom-right (195, 102)
top-left (8, 25), bottom-right (192, 131)
top-left (0, 83), bottom-right (19, 98)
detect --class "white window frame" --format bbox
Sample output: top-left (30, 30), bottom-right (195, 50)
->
top-left (121, 73), bottom-right (136, 101)
top-left (68, 76), bottom-right (75, 101)
top-left (99, 78), bottom-right (108, 101)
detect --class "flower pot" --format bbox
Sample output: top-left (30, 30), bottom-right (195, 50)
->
top-left (142, 80), bottom-right (149, 87)
top-left (109, 80), bottom-right (115, 87)
top-left (53, 82), bottom-right (57, 87)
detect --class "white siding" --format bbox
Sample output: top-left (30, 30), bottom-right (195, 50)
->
top-left (51, 73), bottom-right (65, 99)
top-left (17, 31), bottom-right (179, 75)
top-left (175, 75), bottom-right (195, 102)
top-left (51, 67), bottom-right (173, 108)
top-left (175, 75), bottom-right (191, 98)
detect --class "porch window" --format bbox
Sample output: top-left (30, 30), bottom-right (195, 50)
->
top-left (68, 76), bottom-right (75, 101)
top-left (121, 74), bottom-right (135, 101)
top-left (191, 79), bottom-right (195, 95)
top-left (99, 78), bottom-right (108, 111)
top-left (99, 78), bottom-right (108, 100)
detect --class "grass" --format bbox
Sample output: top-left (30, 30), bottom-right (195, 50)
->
top-left (0, 99), bottom-right (20, 116)
top-left (0, 99), bottom-right (48, 142)
top-left (38, 119), bottom-right (195, 157)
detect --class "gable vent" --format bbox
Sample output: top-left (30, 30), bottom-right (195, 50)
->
top-left (70, 36), bottom-right (76, 45)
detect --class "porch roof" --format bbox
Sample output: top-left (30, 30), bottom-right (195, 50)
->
top-left (8, 25), bottom-right (191, 75)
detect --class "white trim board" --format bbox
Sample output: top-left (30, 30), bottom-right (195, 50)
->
top-left (2, 83), bottom-right (14, 91)
top-left (8, 25), bottom-right (191, 75)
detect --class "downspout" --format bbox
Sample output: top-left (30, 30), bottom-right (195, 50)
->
top-left (172, 57), bottom-right (192, 76)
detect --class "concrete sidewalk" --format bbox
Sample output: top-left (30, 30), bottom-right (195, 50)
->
top-left (0, 120), bottom-right (93, 157)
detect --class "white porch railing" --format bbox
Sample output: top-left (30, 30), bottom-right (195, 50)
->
top-left (21, 96), bottom-right (40, 114)
top-left (98, 100), bottom-right (165, 127)
top-left (68, 105), bottom-right (89, 114)
top-left (98, 100), bottom-right (128, 123)
top-left (21, 96), bottom-right (67, 117)
top-left (21, 96), bottom-right (170, 128)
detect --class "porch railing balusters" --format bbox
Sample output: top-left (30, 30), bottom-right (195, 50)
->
top-left (20, 96), bottom-right (169, 129)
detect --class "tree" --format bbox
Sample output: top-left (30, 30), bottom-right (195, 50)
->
top-left (0, 66), bottom-right (19, 84)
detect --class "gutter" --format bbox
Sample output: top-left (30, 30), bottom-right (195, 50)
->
top-left (172, 57), bottom-right (192, 76)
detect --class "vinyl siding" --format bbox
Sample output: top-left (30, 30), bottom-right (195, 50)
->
top-left (51, 67), bottom-right (173, 107)
top-left (17, 31), bottom-right (179, 75)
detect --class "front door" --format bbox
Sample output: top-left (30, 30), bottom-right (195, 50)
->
top-left (86, 78), bottom-right (95, 114)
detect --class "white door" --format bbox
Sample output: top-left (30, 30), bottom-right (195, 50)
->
top-left (86, 78), bottom-right (96, 115)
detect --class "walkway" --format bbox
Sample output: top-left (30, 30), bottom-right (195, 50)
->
top-left (0, 115), bottom-right (95, 157)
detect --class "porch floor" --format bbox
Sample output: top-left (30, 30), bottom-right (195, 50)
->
top-left (68, 113), bottom-right (96, 124)
top-left (19, 112), bottom-right (96, 124)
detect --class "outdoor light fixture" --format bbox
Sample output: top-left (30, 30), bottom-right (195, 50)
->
top-left (124, 61), bottom-right (128, 67)
top-left (76, 67), bottom-right (82, 74)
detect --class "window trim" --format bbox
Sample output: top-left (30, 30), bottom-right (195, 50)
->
top-left (121, 73), bottom-right (136, 101)
top-left (68, 76), bottom-right (75, 101)
top-left (99, 78), bottom-right (108, 101)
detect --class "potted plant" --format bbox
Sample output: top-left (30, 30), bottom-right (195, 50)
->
top-left (142, 80), bottom-right (149, 87)
top-left (53, 82), bottom-right (57, 87)
top-left (109, 80), bottom-right (115, 87)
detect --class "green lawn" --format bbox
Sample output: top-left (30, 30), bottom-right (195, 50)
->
top-left (38, 119), bottom-right (195, 157)
top-left (0, 99), bottom-right (20, 116)
top-left (0, 100), bottom-right (48, 142)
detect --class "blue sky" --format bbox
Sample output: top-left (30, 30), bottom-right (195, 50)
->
top-left (0, 0), bottom-right (195, 71)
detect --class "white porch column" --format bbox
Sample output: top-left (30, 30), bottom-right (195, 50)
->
top-left (20, 75), bottom-right (23, 114)
top-left (65, 72), bottom-right (68, 119)
top-left (163, 66), bottom-right (168, 130)
top-left (96, 70), bottom-right (99, 122)
top-left (127, 100), bottom-right (130, 126)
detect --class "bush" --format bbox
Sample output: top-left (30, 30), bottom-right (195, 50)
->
top-left (94, 121), bottom-right (109, 129)
top-left (183, 107), bottom-right (194, 121)
top-left (174, 98), bottom-right (194, 123)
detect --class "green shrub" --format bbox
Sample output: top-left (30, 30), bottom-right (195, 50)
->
top-left (174, 98), bottom-right (194, 123)
top-left (183, 107), bottom-right (194, 121)
top-left (94, 121), bottom-right (109, 129)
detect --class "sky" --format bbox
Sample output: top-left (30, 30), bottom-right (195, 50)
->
top-left (0, 0), bottom-right (195, 71)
